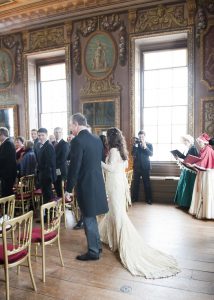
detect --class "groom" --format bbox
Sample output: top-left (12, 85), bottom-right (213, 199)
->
top-left (65, 113), bottom-right (108, 261)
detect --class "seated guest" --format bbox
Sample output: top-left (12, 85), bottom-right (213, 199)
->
top-left (18, 140), bottom-right (37, 178)
top-left (174, 135), bottom-right (199, 209)
top-left (0, 127), bottom-right (17, 197)
top-left (189, 133), bottom-right (214, 219)
top-left (15, 136), bottom-right (25, 162)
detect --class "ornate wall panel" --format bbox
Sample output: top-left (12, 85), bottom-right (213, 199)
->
top-left (200, 19), bottom-right (214, 90)
top-left (201, 97), bottom-right (214, 136)
top-left (134, 4), bottom-right (188, 33)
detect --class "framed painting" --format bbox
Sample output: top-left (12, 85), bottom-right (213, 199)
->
top-left (0, 48), bottom-right (15, 90)
top-left (81, 97), bottom-right (120, 131)
top-left (201, 97), bottom-right (214, 136)
top-left (0, 105), bottom-right (18, 137)
top-left (84, 32), bottom-right (117, 80)
top-left (201, 20), bottom-right (214, 90)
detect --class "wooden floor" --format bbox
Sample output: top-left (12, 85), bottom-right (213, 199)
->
top-left (0, 203), bottom-right (214, 300)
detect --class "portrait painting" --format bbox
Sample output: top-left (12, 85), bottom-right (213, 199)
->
top-left (201, 22), bottom-right (214, 90)
top-left (0, 105), bottom-right (18, 137)
top-left (0, 49), bottom-right (14, 90)
top-left (201, 97), bottom-right (214, 136)
top-left (85, 32), bottom-right (117, 80)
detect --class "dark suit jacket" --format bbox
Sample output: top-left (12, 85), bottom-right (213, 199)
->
top-left (132, 142), bottom-right (153, 171)
top-left (37, 140), bottom-right (56, 183)
top-left (0, 138), bottom-right (17, 180)
top-left (55, 139), bottom-right (69, 179)
top-left (66, 129), bottom-right (108, 217)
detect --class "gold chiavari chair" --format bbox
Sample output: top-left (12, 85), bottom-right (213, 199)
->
top-left (0, 211), bottom-right (37, 300)
top-left (0, 195), bottom-right (15, 239)
top-left (61, 180), bottom-right (79, 227)
top-left (31, 199), bottom-right (64, 282)
top-left (15, 175), bottom-right (35, 215)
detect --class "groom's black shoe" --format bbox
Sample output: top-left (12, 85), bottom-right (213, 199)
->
top-left (76, 252), bottom-right (99, 261)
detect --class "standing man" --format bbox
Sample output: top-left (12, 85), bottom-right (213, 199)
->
top-left (53, 127), bottom-right (69, 197)
top-left (65, 113), bottom-right (108, 261)
top-left (37, 128), bottom-right (56, 204)
top-left (0, 127), bottom-right (17, 197)
top-left (131, 130), bottom-right (153, 204)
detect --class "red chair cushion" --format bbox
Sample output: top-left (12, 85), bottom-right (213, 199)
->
top-left (0, 244), bottom-right (28, 264)
top-left (15, 192), bottom-right (32, 200)
top-left (34, 189), bottom-right (42, 196)
top-left (31, 227), bottom-right (57, 243)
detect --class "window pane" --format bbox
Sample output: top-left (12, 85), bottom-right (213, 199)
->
top-left (158, 69), bottom-right (172, 88)
top-left (158, 125), bottom-right (171, 143)
top-left (144, 89), bottom-right (158, 107)
top-left (144, 125), bottom-right (157, 143)
top-left (158, 107), bottom-right (171, 125)
top-left (40, 63), bottom-right (66, 81)
top-left (144, 51), bottom-right (173, 70)
top-left (41, 80), bottom-right (67, 113)
top-left (156, 144), bottom-right (172, 161)
top-left (171, 125), bottom-right (187, 143)
top-left (172, 49), bottom-right (187, 67)
top-left (158, 88), bottom-right (172, 106)
top-left (172, 106), bottom-right (187, 124)
top-left (41, 112), bottom-right (67, 135)
top-left (144, 70), bottom-right (159, 89)
top-left (172, 87), bottom-right (188, 105)
top-left (172, 67), bottom-right (188, 87)
top-left (143, 108), bottom-right (157, 125)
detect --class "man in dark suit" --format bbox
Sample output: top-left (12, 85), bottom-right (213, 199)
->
top-left (53, 127), bottom-right (69, 197)
top-left (37, 128), bottom-right (56, 204)
top-left (65, 113), bottom-right (108, 261)
top-left (131, 130), bottom-right (153, 204)
top-left (0, 127), bottom-right (17, 197)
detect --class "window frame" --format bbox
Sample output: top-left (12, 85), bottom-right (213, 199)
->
top-left (36, 56), bottom-right (66, 130)
top-left (140, 41), bottom-right (188, 162)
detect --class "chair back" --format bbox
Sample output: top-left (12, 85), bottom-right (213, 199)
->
top-left (41, 199), bottom-right (62, 241)
top-left (0, 195), bottom-right (15, 222)
top-left (2, 211), bottom-right (33, 267)
top-left (19, 175), bottom-right (35, 196)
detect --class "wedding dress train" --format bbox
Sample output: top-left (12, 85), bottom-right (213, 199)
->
top-left (99, 148), bottom-right (180, 279)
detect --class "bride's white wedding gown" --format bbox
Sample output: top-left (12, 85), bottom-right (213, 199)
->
top-left (99, 148), bottom-right (180, 279)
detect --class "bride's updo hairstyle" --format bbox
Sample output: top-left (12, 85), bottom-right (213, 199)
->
top-left (106, 127), bottom-right (128, 161)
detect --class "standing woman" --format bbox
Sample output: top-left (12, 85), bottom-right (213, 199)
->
top-left (189, 133), bottom-right (214, 219)
top-left (174, 134), bottom-right (199, 209)
top-left (99, 127), bottom-right (180, 279)
top-left (15, 136), bottom-right (25, 162)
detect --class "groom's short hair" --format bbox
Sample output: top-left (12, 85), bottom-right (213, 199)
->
top-left (72, 113), bottom-right (87, 126)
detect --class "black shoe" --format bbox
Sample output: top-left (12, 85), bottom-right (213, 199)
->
top-left (73, 221), bottom-right (84, 230)
top-left (146, 200), bottom-right (152, 205)
top-left (76, 253), bottom-right (99, 261)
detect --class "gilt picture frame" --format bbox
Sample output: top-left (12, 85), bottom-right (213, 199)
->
top-left (81, 97), bottom-right (120, 132)
top-left (0, 105), bottom-right (18, 137)
top-left (84, 32), bottom-right (117, 80)
top-left (201, 97), bottom-right (214, 136)
top-left (0, 48), bottom-right (15, 90)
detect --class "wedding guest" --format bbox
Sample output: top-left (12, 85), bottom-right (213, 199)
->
top-left (189, 133), bottom-right (214, 219)
top-left (18, 140), bottom-right (37, 178)
top-left (15, 136), bottom-right (25, 162)
top-left (0, 127), bottom-right (17, 197)
top-left (174, 135), bottom-right (199, 209)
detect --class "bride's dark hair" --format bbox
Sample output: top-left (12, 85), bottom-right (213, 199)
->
top-left (106, 127), bottom-right (128, 161)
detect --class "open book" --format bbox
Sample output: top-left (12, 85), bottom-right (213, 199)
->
top-left (170, 150), bottom-right (185, 159)
top-left (183, 155), bottom-right (201, 164)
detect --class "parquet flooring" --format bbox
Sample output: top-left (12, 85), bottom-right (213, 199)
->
top-left (0, 203), bottom-right (214, 300)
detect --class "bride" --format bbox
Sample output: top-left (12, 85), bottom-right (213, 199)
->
top-left (99, 127), bottom-right (180, 279)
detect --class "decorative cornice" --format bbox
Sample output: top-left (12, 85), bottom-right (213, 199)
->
top-left (80, 75), bottom-right (121, 98)
top-left (135, 4), bottom-right (188, 33)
